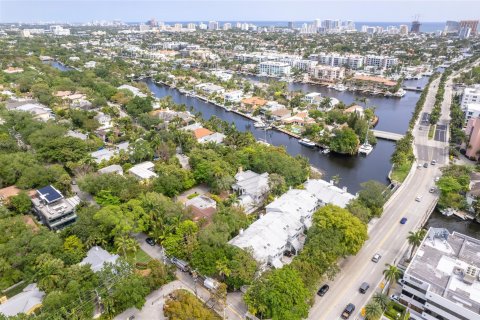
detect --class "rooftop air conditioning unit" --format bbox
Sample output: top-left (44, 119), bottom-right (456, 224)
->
top-left (463, 266), bottom-right (478, 284)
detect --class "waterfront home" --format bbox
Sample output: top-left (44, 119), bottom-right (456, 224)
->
top-left (309, 65), bottom-right (346, 82)
top-left (348, 75), bottom-right (397, 91)
top-left (344, 105), bottom-right (365, 117)
top-left (232, 169), bottom-right (270, 214)
top-left (0, 284), bottom-right (44, 317)
top-left (240, 96), bottom-right (267, 112)
top-left (304, 179), bottom-right (356, 208)
top-left (150, 108), bottom-right (194, 125)
top-left (195, 82), bottom-right (225, 95)
top-left (128, 161), bottom-right (158, 180)
top-left (224, 90), bottom-right (243, 103)
top-left (303, 92), bottom-right (322, 105)
top-left (31, 185), bottom-right (80, 230)
top-left (80, 246), bottom-right (119, 272)
top-left (118, 84), bottom-right (148, 98)
top-left (270, 108), bottom-right (292, 121)
top-left (281, 111), bottom-right (315, 126)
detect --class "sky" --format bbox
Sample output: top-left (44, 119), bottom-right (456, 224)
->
top-left (0, 0), bottom-right (479, 23)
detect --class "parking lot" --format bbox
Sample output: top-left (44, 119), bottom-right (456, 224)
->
top-left (434, 124), bottom-right (448, 142)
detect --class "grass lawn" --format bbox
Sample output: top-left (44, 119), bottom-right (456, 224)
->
top-left (391, 161), bottom-right (413, 183)
top-left (126, 248), bottom-right (152, 264)
top-left (428, 125), bottom-right (436, 139)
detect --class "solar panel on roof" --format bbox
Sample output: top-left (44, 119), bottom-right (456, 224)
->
top-left (37, 185), bottom-right (63, 204)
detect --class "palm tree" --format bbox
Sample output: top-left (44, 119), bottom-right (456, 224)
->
top-left (407, 229), bottom-right (426, 261)
top-left (364, 301), bottom-right (383, 320)
top-left (115, 235), bottom-right (130, 258)
top-left (372, 292), bottom-right (389, 310)
top-left (383, 264), bottom-right (401, 294)
top-left (126, 238), bottom-right (139, 261)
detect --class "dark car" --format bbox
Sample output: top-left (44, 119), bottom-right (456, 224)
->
top-left (400, 217), bottom-right (408, 224)
top-left (145, 237), bottom-right (156, 246)
top-left (359, 282), bottom-right (370, 294)
top-left (341, 303), bottom-right (355, 319)
top-left (423, 162), bottom-right (428, 168)
top-left (317, 284), bottom-right (329, 296)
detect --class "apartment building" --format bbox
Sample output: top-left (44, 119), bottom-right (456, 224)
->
top-left (364, 55), bottom-right (398, 69)
top-left (400, 228), bottom-right (480, 320)
top-left (461, 85), bottom-right (480, 109)
top-left (258, 61), bottom-right (291, 77)
top-left (310, 65), bottom-right (345, 81)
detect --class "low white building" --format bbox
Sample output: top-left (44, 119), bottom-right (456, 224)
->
top-left (232, 169), bottom-right (269, 214)
top-left (303, 92), bottom-right (322, 105)
top-left (118, 84), bottom-right (147, 98)
top-left (258, 61), bottom-right (291, 77)
top-left (128, 161), bottom-right (158, 180)
top-left (224, 90), bottom-right (243, 103)
top-left (304, 179), bottom-right (356, 208)
top-left (229, 189), bottom-right (319, 269)
top-left (84, 61), bottom-right (96, 69)
top-left (80, 246), bottom-right (119, 273)
top-left (195, 83), bottom-right (225, 95)
top-left (98, 164), bottom-right (124, 175)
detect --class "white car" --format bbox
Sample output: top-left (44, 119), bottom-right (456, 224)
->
top-left (371, 253), bottom-right (381, 263)
top-left (390, 294), bottom-right (399, 301)
top-left (415, 196), bottom-right (422, 202)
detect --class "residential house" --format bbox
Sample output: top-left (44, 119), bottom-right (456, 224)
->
top-left (282, 111), bottom-right (315, 126)
top-left (118, 84), bottom-right (148, 98)
top-left (344, 105), bottom-right (365, 117)
top-left (270, 108), bottom-right (292, 121)
top-left (198, 132), bottom-right (225, 144)
top-left (128, 161), bottom-right (158, 180)
top-left (304, 179), bottom-right (356, 208)
top-left (224, 90), bottom-right (243, 103)
top-left (229, 189), bottom-right (319, 270)
top-left (232, 169), bottom-right (270, 214)
top-left (185, 195), bottom-right (217, 222)
top-left (31, 185), bottom-right (80, 230)
top-left (90, 141), bottom-right (129, 164)
top-left (348, 75), bottom-right (397, 91)
top-left (6, 100), bottom-right (54, 121)
top-left (303, 92), bottom-right (322, 105)
top-left (150, 108), bottom-right (194, 125)
top-left (98, 164), bottom-right (124, 175)
top-left (195, 83), bottom-right (225, 95)
top-left (80, 246), bottom-right (119, 272)
top-left (0, 284), bottom-right (44, 317)
top-left (241, 96), bottom-right (267, 113)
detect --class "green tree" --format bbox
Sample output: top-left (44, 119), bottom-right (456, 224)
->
top-left (372, 292), bottom-right (389, 310)
top-left (8, 191), bottom-right (32, 214)
top-left (383, 264), bottom-right (401, 294)
top-left (62, 235), bottom-right (85, 264)
top-left (365, 301), bottom-right (383, 320)
top-left (407, 230), bottom-right (426, 261)
top-left (164, 289), bottom-right (221, 320)
top-left (329, 127), bottom-right (359, 155)
top-left (244, 266), bottom-right (310, 320)
top-left (358, 180), bottom-right (388, 217)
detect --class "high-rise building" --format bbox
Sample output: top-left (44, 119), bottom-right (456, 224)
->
top-left (208, 21), bottom-right (219, 30)
top-left (199, 22), bottom-right (207, 30)
top-left (459, 20), bottom-right (479, 35)
top-left (399, 24), bottom-right (409, 35)
top-left (187, 23), bottom-right (196, 30)
top-left (223, 23), bottom-right (232, 31)
top-left (411, 20), bottom-right (421, 33)
top-left (444, 20), bottom-right (460, 35)
top-left (288, 21), bottom-right (294, 29)
top-left (459, 27), bottom-right (472, 39)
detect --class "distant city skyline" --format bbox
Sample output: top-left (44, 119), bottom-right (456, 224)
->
top-left (1, 1), bottom-right (479, 23)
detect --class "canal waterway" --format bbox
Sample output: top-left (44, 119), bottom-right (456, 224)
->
top-left (145, 79), bottom-right (397, 193)
top-left (425, 211), bottom-right (480, 238)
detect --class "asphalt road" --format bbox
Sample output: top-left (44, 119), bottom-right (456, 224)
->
top-left (308, 75), bottom-right (447, 320)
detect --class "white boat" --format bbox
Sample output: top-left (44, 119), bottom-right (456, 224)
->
top-left (253, 121), bottom-right (267, 128)
top-left (440, 208), bottom-right (456, 217)
top-left (333, 84), bottom-right (347, 91)
top-left (322, 148), bottom-right (330, 154)
top-left (358, 143), bottom-right (373, 155)
top-left (393, 88), bottom-right (406, 97)
top-left (298, 138), bottom-right (316, 148)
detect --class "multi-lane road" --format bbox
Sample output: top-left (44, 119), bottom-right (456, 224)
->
top-left (308, 73), bottom-right (450, 320)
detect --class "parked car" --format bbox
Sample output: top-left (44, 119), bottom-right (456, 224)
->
top-left (341, 303), bottom-right (355, 319)
top-left (400, 217), bottom-right (408, 224)
top-left (359, 282), bottom-right (370, 294)
top-left (390, 294), bottom-right (399, 301)
top-left (423, 162), bottom-right (428, 168)
top-left (371, 253), bottom-right (381, 263)
top-left (317, 284), bottom-right (329, 296)
top-left (145, 237), bottom-right (156, 246)
top-left (170, 257), bottom-right (190, 272)
top-left (415, 196), bottom-right (422, 202)
top-left (429, 187), bottom-right (436, 193)
top-left (431, 160), bottom-right (437, 165)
